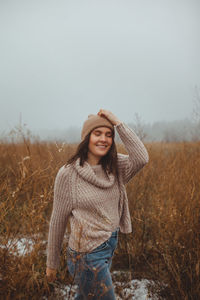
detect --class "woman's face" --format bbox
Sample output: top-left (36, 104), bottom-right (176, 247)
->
top-left (88, 127), bottom-right (113, 161)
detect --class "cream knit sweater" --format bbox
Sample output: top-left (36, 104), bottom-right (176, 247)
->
top-left (47, 123), bottom-right (149, 269)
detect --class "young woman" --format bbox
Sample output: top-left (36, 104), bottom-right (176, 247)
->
top-left (46, 109), bottom-right (149, 299)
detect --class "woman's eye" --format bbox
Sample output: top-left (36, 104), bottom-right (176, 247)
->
top-left (93, 132), bottom-right (112, 137)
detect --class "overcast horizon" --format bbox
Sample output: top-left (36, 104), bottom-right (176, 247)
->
top-left (1, 0), bottom-right (200, 133)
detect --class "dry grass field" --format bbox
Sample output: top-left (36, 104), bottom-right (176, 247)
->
top-left (0, 135), bottom-right (199, 299)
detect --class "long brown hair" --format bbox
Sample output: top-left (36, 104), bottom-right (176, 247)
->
top-left (66, 130), bottom-right (118, 177)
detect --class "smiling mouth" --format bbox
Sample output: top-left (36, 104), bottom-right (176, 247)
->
top-left (96, 144), bottom-right (108, 149)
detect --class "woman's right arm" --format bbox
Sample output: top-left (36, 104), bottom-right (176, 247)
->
top-left (46, 166), bottom-right (72, 278)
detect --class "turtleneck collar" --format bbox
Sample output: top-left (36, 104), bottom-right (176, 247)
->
top-left (74, 158), bottom-right (115, 188)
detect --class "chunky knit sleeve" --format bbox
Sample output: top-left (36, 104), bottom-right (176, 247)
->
top-left (116, 123), bottom-right (149, 184)
top-left (47, 165), bottom-right (72, 269)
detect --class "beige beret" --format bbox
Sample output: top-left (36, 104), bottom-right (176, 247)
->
top-left (81, 114), bottom-right (114, 140)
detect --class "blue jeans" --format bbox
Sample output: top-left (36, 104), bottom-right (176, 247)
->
top-left (67, 230), bottom-right (118, 300)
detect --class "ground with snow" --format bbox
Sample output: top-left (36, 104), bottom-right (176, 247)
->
top-left (49, 273), bottom-right (159, 300)
top-left (1, 237), bottom-right (161, 299)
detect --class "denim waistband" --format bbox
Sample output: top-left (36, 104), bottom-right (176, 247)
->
top-left (111, 228), bottom-right (119, 238)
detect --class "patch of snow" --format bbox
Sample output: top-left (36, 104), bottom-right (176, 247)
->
top-left (0, 237), bottom-right (43, 256)
top-left (115, 279), bottom-right (158, 300)
top-left (5, 238), bottom-right (34, 255)
top-left (113, 271), bottom-right (158, 300)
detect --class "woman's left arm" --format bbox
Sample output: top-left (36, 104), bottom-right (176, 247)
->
top-left (116, 122), bottom-right (149, 184)
top-left (97, 109), bottom-right (149, 184)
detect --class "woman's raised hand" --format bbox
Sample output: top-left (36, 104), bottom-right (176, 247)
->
top-left (97, 109), bottom-right (122, 126)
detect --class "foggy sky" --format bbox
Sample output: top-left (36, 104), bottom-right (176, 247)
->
top-left (0, 0), bottom-right (200, 133)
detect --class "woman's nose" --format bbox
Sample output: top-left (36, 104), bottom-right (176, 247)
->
top-left (99, 134), bottom-right (106, 142)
